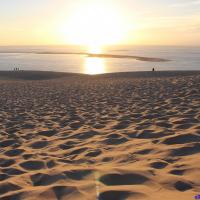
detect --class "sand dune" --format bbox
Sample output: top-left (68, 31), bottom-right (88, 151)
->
top-left (0, 71), bottom-right (200, 200)
top-left (0, 71), bottom-right (83, 80)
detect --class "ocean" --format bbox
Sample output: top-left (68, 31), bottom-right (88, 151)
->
top-left (0, 45), bottom-right (199, 74)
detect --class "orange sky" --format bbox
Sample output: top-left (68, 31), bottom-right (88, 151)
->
top-left (0, 0), bottom-right (200, 46)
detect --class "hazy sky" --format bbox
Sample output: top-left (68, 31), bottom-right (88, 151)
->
top-left (0, 0), bottom-right (200, 45)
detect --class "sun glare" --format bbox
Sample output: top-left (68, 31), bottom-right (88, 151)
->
top-left (84, 57), bottom-right (105, 75)
top-left (84, 45), bottom-right (106, 75)
top-left (59, 2), bottom-right (127, 75)
top-left (62, 2), bottom-right (125, 47)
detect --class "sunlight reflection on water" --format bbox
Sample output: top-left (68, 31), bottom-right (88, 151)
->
top-left (0, 45), bottom-right (200, 73)
top-left (84, 57), bottom-right (106, 75)
top-left (83, 45), bottom-right (106, 74)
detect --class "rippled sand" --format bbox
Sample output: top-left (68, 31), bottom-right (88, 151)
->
top-left (0, 71), bottom-right (200, 200)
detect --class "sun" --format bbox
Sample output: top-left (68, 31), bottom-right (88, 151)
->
top-left (62, 2), bottom-right (125, 48)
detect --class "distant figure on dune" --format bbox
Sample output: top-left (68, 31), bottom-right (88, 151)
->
top-left (13, 67), bottom-right (20, 71)
top-left (152, 68), bottom-right (155, 72)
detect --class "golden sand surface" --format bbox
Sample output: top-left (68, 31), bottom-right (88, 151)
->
top-left (0, 71), bottom-right (199, 200)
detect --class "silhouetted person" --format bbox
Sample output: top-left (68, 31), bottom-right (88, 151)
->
top-left (152, 68), bottom-right (155, 72)
top-left (14, 67), bottom-right (20, 71)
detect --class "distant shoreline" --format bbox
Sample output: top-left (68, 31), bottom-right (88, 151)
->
top-left (0, 51), bottom-right (170, 62)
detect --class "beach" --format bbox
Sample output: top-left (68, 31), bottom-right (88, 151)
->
top-left (0, 70), bottom-right (200, 200)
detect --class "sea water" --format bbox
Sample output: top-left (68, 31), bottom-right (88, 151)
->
top-left (0, 45), bottom-right (199, 74)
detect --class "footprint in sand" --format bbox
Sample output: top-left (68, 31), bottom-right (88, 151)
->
top-left (150, 161), bottom-right (168, 169)
top-left (4, 149), bottom-right (24, 157)
top-left (0, 182), bottom-right (21, 196)
top-left (169, 169), bottom-right (186, 176)
top-left (174, 181), bottom-right (193, 192)
top-left (170, 143), bottom-right (200, 157)
top-left (103, 133), bottom-right (128, 145)
top-left (162, 134), bottom-right (200, 145)
top-left (30, 140), bottom-right (49, 149)
top-left (0, 139), bottom-right (17, 148)
top-left (0, 159), bottom-right (15, 168)
top-left (31, 173), bottom-right (65, 186)
top-left (99, 190), bottom-right (131, 200)
top-left (0, 174), bottom-right (10, 181)
top-left (38, 129), bottom-right (57, 137)
top-left (99, 173), bottom-right (149, 185)
top-left (2, 168), bottom-right (25, 176)
top-left (20, 160), bottom-right (45, 170)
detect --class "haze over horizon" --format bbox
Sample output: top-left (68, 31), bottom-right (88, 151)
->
top-left (0, 0), bottom-right (200, 46)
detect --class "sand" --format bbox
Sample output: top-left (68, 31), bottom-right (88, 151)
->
top-left (0, 71), bottom-right (200, 200)
top-left (0, 50), bottom-right (170, 62)
top-left (36, 52), bottom-right (170, 62)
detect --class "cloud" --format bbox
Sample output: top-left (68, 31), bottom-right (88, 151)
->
top-left (188, 23), bottom-right (200, 31)
top-left (171, 0), bottom-right (200, 7)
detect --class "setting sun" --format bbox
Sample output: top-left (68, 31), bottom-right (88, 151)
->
top-left (62, 2), bottom-right (125, 47)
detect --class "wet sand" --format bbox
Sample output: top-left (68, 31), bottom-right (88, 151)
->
top-left (0, 71), bottom-right (200, 200)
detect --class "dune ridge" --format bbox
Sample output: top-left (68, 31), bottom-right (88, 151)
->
top-left (0, 70), bottom-right (198, 80)
top-left (0, 71), bottom-right (200, 200)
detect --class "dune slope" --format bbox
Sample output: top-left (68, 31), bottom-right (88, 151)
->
top-left (0, 71), bottom-right (200, 200)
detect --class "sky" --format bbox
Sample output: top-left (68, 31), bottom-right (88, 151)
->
top-left (0, 0), bottom-right (200, 46)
